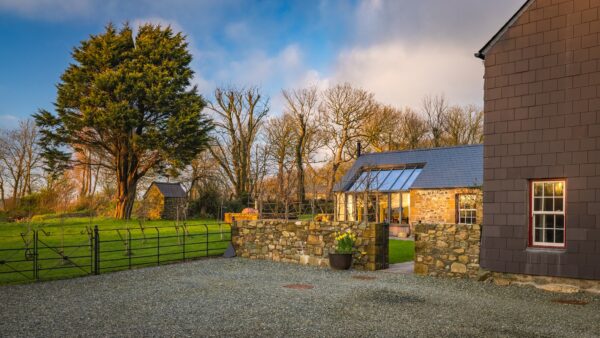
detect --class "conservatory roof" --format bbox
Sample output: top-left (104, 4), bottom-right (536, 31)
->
top-left (334, 144), bottom-right (483, 192)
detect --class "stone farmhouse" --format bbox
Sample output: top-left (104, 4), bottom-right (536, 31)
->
top-left (476, 0), bottom-right (600, 280)
top-left (142, 182), bottom-right (187, 220)
top-left (333, 145), bottom-right (483, 236)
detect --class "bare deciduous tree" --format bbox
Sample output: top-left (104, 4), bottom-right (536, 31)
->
top-left (264, 114), bottom-right (294, 198)
top-left (400, 108), bottom-right (428, 150)
top-left (320, 83), bottom-right (376, 197)
top-left (0, 120), bottom-right (42, 207)
top-left (208, 86), bottom-right (269, 199)
top-left (282, 86), bottom-right (321, 202)
top-left (361, 104), bottom-right (403, 152)
top-left (444, 104), bottom-right (484, 145)
top-left (421, 94), bottom-right (449, 147)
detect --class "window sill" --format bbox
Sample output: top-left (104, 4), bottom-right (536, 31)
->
top-left (526, 247), bottom-right (566, 254)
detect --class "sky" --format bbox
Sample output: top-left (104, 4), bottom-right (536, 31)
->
top-left (0, 0), bottom-right (524, 128)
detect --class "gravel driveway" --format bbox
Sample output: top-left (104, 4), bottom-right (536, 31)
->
top-left (1, 258), bottom-right (599, 337)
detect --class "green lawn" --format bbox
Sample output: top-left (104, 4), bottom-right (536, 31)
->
top-left (0, 216), bottom-right (230, 284)
top-left (389, 239), bottom-right (414, 264)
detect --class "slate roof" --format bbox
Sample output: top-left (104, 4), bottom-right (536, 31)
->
top-left (334, 144), bottom-right (483, 192)
top-left (147, 182), bottom-right (187, 198)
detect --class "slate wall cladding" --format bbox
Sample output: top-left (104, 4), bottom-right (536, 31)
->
top-left (414, 223), bottom-right (481, 278)
top-left (482, 0), bottom-right (600, 280)
top-left (232, 220), bottom-right (389, 271)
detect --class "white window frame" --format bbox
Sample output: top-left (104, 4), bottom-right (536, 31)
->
top-left (457, 194), bottom-right (477, 225)
top-left (530, 180), bottom-right (566, 248)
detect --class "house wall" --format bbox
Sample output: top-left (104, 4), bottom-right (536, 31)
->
top-left (410, 188), bottom-right (483, 225)
top-left (482, 0), bottom-right (600, 279)
top-left (143, 185), bottom-right (164, 220)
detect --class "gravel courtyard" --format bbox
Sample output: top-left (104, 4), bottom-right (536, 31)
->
top-left (1, 258), bottom-right (599, 337)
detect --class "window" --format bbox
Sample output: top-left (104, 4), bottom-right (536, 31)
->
top-left (531, 180), bottom-right (565, 247)
top-left (457, 194), bottom-right (477, 224)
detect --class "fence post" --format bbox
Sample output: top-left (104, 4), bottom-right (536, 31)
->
top-left (94, 225), bottom-right (99, 275)
top-left (33, 230), bottom-right (38, 281)
top-left (156, 227), bottom-right (160, 266)
top-left (182, 227), bottom-right (186, 261)
top-left (127, 228), bottom-right (132, 269)
top-left (204, 224), bottom-right (209, 257)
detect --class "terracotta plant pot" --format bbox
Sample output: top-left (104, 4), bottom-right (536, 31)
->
top-left (329, 253), bottom-right (353, 270)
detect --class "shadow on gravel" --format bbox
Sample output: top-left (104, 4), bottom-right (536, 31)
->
top-left (358, 288), bottom-right (424, 305)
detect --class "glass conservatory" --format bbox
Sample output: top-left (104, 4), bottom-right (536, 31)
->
top-left (335, 165), bottom-right (423, 224)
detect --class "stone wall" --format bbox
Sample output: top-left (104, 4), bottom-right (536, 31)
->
top-left (232, 220), bottom-right (388, 271)
top-left (414, 223), bottom-right (481, 278)
top-left (410, 188), bottom-right (483, 225)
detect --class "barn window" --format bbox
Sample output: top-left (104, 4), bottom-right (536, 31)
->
top-left (531, 180), bottom-right (565, 248)
top-left (457, 194), bottom-right (477, 225)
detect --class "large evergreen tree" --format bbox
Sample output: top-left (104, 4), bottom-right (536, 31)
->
top-left (35, 23), bottom-right (212, 219)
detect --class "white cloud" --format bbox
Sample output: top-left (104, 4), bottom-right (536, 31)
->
top-left (0, 0), bottom-right (94, 19)
top-left (0, 114), bottom-right (20, 128)
top-left (332, 40), bottom-right (484, 109)
top-left (132, 17), bottom-right (184, 35)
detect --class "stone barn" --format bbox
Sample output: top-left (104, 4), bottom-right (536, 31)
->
top-left (142, 182), bottom-right (187, 220)
top-left (334, 145), bottom-right (483, 236)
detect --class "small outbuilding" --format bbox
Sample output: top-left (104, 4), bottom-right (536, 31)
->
top-left (334, 145), bottom-right (483, 236)
top-left (142, 182), bottom-right (187, 220)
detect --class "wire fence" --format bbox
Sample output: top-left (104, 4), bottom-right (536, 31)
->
top-left (0, 223), bottom-right (231, 284)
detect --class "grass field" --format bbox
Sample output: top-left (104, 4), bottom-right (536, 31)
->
top-left (0, 216), bottom-right (230, 284)
top-left (389, 239), bottom-right (415, 264)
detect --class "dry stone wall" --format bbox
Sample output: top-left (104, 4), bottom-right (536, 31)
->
top-left (414, 223), bottom-right (481, 278)
top-left (232, 220), bottom-right (388, 271)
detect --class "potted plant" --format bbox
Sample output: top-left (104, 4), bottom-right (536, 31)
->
top-left (329, 230), bottom-right (357, 270)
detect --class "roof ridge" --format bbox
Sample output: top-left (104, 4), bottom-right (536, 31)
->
top-left (360, 144), bottom-right (483, 157)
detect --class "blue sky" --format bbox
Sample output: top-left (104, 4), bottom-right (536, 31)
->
top-left (0, 0), bottom-right (524, 128)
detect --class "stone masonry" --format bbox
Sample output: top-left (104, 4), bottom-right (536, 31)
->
top-left (410, 188), bottom-right (483, 225)
top-left (414, 223), bottom-right (481, 278)
top-left (232, 220), bottom-right (388, 271)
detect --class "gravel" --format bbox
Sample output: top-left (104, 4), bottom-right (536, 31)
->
top-left (1, 258), bottom-right (599, 337)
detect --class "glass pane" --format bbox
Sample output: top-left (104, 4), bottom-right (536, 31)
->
top-left (387, 169), bottom-right (412, 191)
top-left (555, 198), bottom-right (563, 212)
top-left (555, 230), bottom-right (564, 244)
top-left (535, 229), bottom-right (543, 242)
top-left (533, 183), bottom-right (543, 197)
top-left (543, 198), bottom-right (554, 212)
top-left (544, 182), bottom-right (554, 196)
top-left (554, 181), bottom-right (564, 196)
top-left (534, 198), bottom-right (542, 211)
top-left (362, 172), bottom-right (380, 191)
top-left (545, 229), bottom-right (554, 243)
top-left (400, 168), bottom-right (422, 190)
top-left (545, 214), bottom-right (555, 229)
top-left (373, 170), bottom-right (392, 190)
top-left (534, 214), bottom-right (543, 228)
top-left (555, 215), bottom-right (564, 229)
top-left (378, 170), bottom-right (403, 191)
top-left (349, 172), bottom-right (368, 192)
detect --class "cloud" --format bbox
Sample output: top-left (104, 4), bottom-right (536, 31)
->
top-left (0, 114), bottom-right (20, 128)
top-left (131, 17), bottom-right (184, 34)
top-left (332, 40), bottom-right (485, 108)
top-left (0, 0), bottom-right (94, 20)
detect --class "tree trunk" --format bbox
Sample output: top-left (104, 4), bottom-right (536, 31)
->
top-left (114, 149), bottom-right (139, 220)
top-left (326, 162), bottom-right (340, 200)
top-left (114, 175), bottom-right (137, 219)
top-left (295, 143), bottom-right (305, 203)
